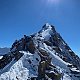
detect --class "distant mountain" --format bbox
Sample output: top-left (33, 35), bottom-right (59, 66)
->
top-left (0, 23), bottom-right (80, 80)
top-left (0, 47), bottom-right (10, 55)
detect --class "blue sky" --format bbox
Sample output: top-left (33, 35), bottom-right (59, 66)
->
top-left (0, 0), bottom-right (80, 56)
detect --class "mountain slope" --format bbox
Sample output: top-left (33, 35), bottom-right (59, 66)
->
top-left (0, 23), bottom-right (80, 80)
top-left (0, 47), bottom-right (10, 55)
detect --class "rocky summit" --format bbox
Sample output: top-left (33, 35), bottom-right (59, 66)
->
top-left (0, 23), bottom-right (80, 80)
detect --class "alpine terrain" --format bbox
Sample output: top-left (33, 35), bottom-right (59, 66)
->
top-left (0, 47), bottom-right (10, 55)
top-left (0, 23), bottom-right (80, 80)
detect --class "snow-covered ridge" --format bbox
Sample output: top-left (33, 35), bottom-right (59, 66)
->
top-left (0, 23), bottom-right (80, 80)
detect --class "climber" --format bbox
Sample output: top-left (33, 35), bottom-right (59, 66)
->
top-left (38, 57), bottom-right (54, 80)
top-left (38, 61), bottom-right (46, 80)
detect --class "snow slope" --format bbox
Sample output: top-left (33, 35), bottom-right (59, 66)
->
top-left (0, 23), bottom-right (80, 80)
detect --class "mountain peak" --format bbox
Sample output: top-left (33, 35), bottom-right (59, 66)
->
top-left (37, 23), bottom-right (56, 40)
top-left (42, 23), bottom-right (51, 30)
top-left (45, 23), bottom-right (50, 27)
top-left (0, 23), bottom-right (80, 80)
top-left (42, 23), bottom-right (56, 33)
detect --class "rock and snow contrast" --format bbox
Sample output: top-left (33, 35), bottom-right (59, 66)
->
top-left (0, 23), bottom-right (80, 80)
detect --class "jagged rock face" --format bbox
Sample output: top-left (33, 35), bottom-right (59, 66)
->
top-left (0, 51), bottom-right (23, 69)
top-left (49, 31), bottom-right (80, 70)
top-left (0, 23), bottom-right (80, 80)
top-left (37, 23), bottom-right (80, 70)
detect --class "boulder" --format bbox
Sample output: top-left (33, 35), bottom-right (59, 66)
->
top-left (38, 61), bottom-right (46, 79)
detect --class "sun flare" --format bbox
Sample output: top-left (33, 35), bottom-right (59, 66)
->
top-left (47, 0), bottom-right (60, 4)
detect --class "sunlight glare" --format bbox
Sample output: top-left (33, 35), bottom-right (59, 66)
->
top-left (47, 0), bottom-right (60, 4)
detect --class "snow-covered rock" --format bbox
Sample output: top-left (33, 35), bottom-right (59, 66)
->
top-left (0, 56), bottom-right (3, 59)
top-left (0, 23), bottom-right (80, 80)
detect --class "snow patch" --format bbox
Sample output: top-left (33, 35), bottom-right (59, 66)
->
top-left (0, 56), bottom-right (3, 59)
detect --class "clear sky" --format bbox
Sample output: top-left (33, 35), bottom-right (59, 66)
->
top-left (0, 0), bottom-right (80, 56)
